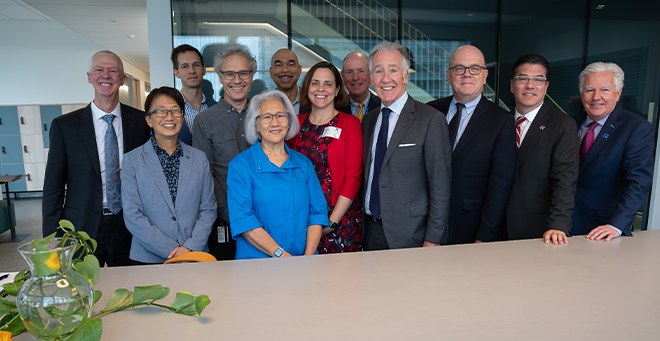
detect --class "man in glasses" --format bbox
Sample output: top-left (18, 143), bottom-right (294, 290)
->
top-left (269, 48), bottom-right (310, 114)
top-left (192, 44), bottom-right (255, 260)
top-left (427, 45), bottom-right (516, 245)
top-left (43, 50), bottom-right (151, 266)
top-left (505, 54), bottom-right (579, 244)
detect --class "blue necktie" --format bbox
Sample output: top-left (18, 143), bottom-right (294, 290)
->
top-left (102, 114), bottom-right (122, 214)
top-left (369, 107), bottom-right (391, 219)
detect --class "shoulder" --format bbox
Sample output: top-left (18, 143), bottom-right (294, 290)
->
top-left (618, 107), bottom-right (652, 129)
top-left (182, 143), bottom-right (208, 160)
top-left (482, 98), bottom-right (513, 121)
top-left (120, 104), bottom-right (145, 116)
top-left (54, 104), bottom-right (90, 124)
top-left (124, 141), bottom-right (149, 161)
top-left (337, 111), bottom-right (360, 126)
top-left (196, 103), bottom-right (224, 121)
top-left (289, 148), bottom-right (315, 169)
top-left (426, 96), bottom-right (451, 112)
top-left (409, 98), bottom-right (441, 117)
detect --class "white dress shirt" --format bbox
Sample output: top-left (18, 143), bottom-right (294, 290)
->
top-left (90, 101), bottom-right (124, 207)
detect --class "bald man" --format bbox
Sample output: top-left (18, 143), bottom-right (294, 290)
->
top-left (427, 45), bottom-right (517, 244)
top-left (270, 48), bottom-right (310, 114)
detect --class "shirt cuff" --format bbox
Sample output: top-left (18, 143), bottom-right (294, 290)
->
top-left (607, 224), bottom-right (622, 236)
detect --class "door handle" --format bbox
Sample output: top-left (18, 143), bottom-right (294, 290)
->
top-left (27, 174), bottom-right (31, 181)
top-left (44, 123), bottom-right (48, 131)
top-left (20, 117), bottom-right (25, 124)
top-left (1, 146), bottom-right (5, 154)
top-left (24, 145), bottom-right (28, 153)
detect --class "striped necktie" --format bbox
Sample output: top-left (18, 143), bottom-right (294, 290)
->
top-left (516, 116), bottom-right (526, 150)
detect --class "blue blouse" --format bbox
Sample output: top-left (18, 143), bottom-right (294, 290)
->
top-left (227, 142), bottom-right (328, 259)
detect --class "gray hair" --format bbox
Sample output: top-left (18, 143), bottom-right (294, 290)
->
top-left (213, 44), bottom-right (257, 78)
top-left (89, 50), bottom-right (124, 76)
top-left (368, 42), bottom-right (410, 75)
top-left (244, 90), bottom-right (300, 145)
top-left (579, 62), bottom-right (624, 93)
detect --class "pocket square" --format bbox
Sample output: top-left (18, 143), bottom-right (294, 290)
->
top-left (398, 143), bottom-right (416, 147)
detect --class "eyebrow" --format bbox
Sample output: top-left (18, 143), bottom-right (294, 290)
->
top-left (274, 59), bottom-right (296, 64)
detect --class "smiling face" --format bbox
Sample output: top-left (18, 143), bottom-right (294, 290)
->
top-left (87, 52), bottom-right (125, 101)
top-left (270, 49), bottom-right (302, 92)
top-left (219, 54), bottom-right (254, 108)
top-left (308, 67), bottom-right (340, 110)
top-left (257, 99), bottom-right (290, 146)
top-left (581, 71), bottom-right (622, 121)
top-left (511, 63), bottom-right (549, 115)
top-left (174, 51), bottom-right (206, 90)
top-left (446, 45), bottom-right (488, 103)
top-left (146, 95), bottom-right (184, 141)
top-left (341, 53), bottom-right (370, 102)
top-left (371, 50), bottom-right (408, 107)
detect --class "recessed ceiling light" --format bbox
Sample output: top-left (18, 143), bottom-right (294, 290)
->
top-left (596, 4), bottom-right (605, 9)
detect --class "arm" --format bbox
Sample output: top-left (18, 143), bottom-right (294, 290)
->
top-left (305, 225), bottom-right (323, 255)
top-left (192, 116), bottom-right (229, 223)
top-left (305, 157), bottom-right (329, 248)
top-left (325, 195), bottom-right (353, 236)
top-left (423, 112), bottom-right (452, 244)
top-left (182, 154), bottom-right (218, 251)
top-left (243, 228), bottom-right (292, 257)
top-left (546, 118), bottom-right (580, 236)
top-left (42, 119), bottom-right (67, 237)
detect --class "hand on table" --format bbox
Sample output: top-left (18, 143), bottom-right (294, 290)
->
top-left (586, 225), bottom-right (620, 241)
top-left (422, 240), bottom-right (440, 247)
top-left (543, 230), bottom-right (568, 245)
top-left (168, 246), bottom-right (191, 259)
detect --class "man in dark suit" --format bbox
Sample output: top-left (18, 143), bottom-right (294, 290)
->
top-left (427, 45), bottom-right (516, 244)
top-left (362, 42), bottom-right (452, 250)
top-left (505, 54), bottom-right (579, 244)
top-left (572, 62), bottom-right (654, 241)
top-left (269, 48), bottom-right (310, 114)
top-left (42, 50), bottom-right (151, 266)
top-left (337, 52), bottom-right (381, 120)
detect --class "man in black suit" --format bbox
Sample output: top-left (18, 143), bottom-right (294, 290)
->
top-left (505, 54), bottom-right (579, 244)
top-left (269, 48), bottom-right (310, 114)
top-left (427, 45), bottom-right (516, 244)
top-left (42, 50), bottom-right (151, 266)
top-left (337, 52), bottom-right (380, 120)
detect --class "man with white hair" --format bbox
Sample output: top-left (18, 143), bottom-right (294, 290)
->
top-left (337, 52), bottom-right (381, 121)
top-left (572, 62), bottom-right (654, 240)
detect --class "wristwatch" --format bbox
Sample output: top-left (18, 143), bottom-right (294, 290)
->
top-left (328, 219), bottom-right (339, 231)
top-left (272, 247), bottom-right (284, 258)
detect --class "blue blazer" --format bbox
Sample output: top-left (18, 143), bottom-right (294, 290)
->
top-left (572, 104), bottom-right (654, 236)
top-left (122, 140), bottom-right (217, 263)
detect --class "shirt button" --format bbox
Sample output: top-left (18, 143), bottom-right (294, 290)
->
top-left (172, 217), bottom-right (176, 221)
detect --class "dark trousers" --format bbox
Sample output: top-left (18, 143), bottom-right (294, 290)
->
top-left (207, 220), bottom-right (236, 261)
top-left (363, 215), bottom-right (390, 251)
top-left (95, 210), bottom-right (133, 267)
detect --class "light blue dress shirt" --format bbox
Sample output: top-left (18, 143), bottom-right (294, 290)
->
top-left (446, 94), bottom-right (481, 150)
top-left (348, 93), bottom-right (372, 117)
top-left (227, 142), bottom-right (328, 259)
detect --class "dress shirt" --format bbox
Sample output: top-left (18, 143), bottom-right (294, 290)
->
top-left (90, 101), bottom-right (124, 207)
top-left (446, 94), bottom-right (481, 150)
top-left (182, 92), bottom-right (215, 134)
top-left (348, 93), bottom-right (372, 117)
top-left (227, 143), bottom-right (328, 259)
top-left (514, 102), bottom-right (543, 144)
top-left (292, 86), bottom-right (302, 115)
top-left (151, 136), bottom-right (183, 206)
top-left (577, 113), bottom-right (621, 235)
top-left (364, 92), bottom-right (408, 215)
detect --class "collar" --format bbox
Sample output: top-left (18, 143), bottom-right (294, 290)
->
top-left (515, 101), bottom-right (544, 123)
top-left (381, 92), bottom-right (408, 115)
top-left (350, 93), bottom-right (371, 108)
top-left (150, 136), bottom-right (183, 157)
top-left (250, 142), bottom-right (300, 172)
top-left (180, 90), bottom-right (209, 107)
top-left (582, 113), bottom-right (611, 128)
top-left (451, 94), bottom-right (481, 114)
top-left (91, 100), bottom-right (121, 120)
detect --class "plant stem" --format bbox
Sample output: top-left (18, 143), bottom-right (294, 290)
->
top-left (91, 302), bottom-right (177, 319)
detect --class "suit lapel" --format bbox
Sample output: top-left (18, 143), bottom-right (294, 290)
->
top-left (453, 96), bottom-right (488, 155)
top-left (580, 108), bottom-right (621, 171)
top-left (363, 107), bottom-right (379, 182)
top-left (175, 146), bottom-right (192, 214)
top-left (517, 103), bottom-right (550, 168)
top-left (120, 104), bottom-right (139, 151)
top-left (78, 105), bottom-right (101, 180)
top-left (143, 144), bottom-right (176, 215)
top-left (382, 97), bottom-right (415, 167)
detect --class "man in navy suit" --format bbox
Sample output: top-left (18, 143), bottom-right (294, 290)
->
top-left (427, 45), bottom-right (516, 244)
top-left (337, 52), bottom-right (381, 121)
top-left (572, 62), bottom-right (654, 241)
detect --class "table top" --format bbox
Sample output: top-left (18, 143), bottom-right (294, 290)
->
top-left (14, 231), bottom-right (660, 340)
top-left (0, 175), bottom-right (26, 183)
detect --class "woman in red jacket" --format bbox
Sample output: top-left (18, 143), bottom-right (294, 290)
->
top-left (288, 61), bottom-right (364, 253)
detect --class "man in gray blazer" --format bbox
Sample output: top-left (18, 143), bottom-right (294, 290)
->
top-left (362, 42), bottom-right (452, 250)
top-left (505, 54), bottom-right (579, 244)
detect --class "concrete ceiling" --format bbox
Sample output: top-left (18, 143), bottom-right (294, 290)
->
top-left (0, 0), bottom-right (150, 74)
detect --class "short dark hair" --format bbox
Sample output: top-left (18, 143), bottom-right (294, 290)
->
top-left (300, 61), bottom-right (349, 108)
top-left (512, 54), bottom-right (550, 79)
top-left (171, 44), bottom-right (204, 69)
top-left (144, 86), bottom-right (186, 114)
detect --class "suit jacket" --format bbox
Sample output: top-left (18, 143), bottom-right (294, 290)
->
top-left (506, 102), bottom-right (580, 239)
top-left (362, 95), bottom-right (452, 248)
top-left (427, 95), bottom-right (517, 244)
top-left (572, 104), bottom-right (654, 236)
top-left (121, 141), bottom-right (217, 263)
top-left (42, 103), bottom-right (151, 238)
top-left (337, 94), bottom-right (381, 117)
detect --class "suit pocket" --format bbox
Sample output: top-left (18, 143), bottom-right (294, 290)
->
top-left (531, 203), bottom-right (549, 215)
top-left (409, 202), bottom-right (429, 218)
top-left (63, 206), bottom-right (78, 219)
top-left (596, 205), bottom-right (615, 218)
top-left (462, 200), bottom-right (483, 211)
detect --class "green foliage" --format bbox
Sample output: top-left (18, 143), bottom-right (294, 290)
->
top-left (101, 289), bottom-right (134, 313)
top-left (68, 317), bottom-right (102, 341)
top-left (73, 255), bottom-right (100, 286)
top-left (133, 285), bottom-right (170, 304)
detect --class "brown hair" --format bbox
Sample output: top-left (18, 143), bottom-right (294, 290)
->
top-left (299, 61), bottom-right (349, 108)
top-left (171, 44), bottom-right (204, 69)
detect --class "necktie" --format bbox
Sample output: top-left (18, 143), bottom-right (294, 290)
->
top-left (580, 121), bottom-right (598, 166)
top-left (515, 116), bottom-right (526, 150)
top-left (102, 114), bottom-right (122, 214)
top-left (357, 103), bottom-right (364, 122)
top-left (448, 103), bottom-right (464, 148)
top-left (369, 107), bottom-right (391, 219)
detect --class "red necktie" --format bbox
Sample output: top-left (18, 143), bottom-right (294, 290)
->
top-left (580, 122), bottom-right (598, 166)
top-left (515, 116), bottom-right (526, 150)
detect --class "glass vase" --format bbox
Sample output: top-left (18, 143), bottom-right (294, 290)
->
top-left (16, 238), bottom-right (93, 341)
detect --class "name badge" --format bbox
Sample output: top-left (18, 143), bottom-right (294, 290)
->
top-left (321, 127), bottom-right (342, 139)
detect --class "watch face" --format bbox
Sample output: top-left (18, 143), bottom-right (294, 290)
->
top-left (274, 248), bottom-right (283, 257)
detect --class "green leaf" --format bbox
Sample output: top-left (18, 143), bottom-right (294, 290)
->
top-left (31, 250), bottom-right (61, 277)
top-left (59, 219), bottom-right (75, 232)
top-left (194, 295), bottom-right (211, 316)
top-left (31, 233), bottom-right (56, 248)
top-left (73, 255), bottom-right (100, 286)
top-left (0, 297), bottom-right (16, 311)
top-left (68, 316), bottom-right (102, 341)
top-left (171, 291), bottom-right (196, 315)
top-left (13, 270), bottom-right (29, 282)
top-left (101, 289), bottom-right (134, 313)
top-left (133, 285), bottom-right (170, 304)
top-left (1, 282), bottom-right (21, 297)
top-left (93, 290), bottom-right (102, 304)
top-left (0, 312), bottom-right (26, 336)
top-left (76, 231), bottom-right (97, 253)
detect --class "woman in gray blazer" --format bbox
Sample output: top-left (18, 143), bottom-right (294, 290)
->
top-left (122, 87), bottom-right (217, 264)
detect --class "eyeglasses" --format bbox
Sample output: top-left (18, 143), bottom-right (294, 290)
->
top-left (148, 109), bottom-right (183, 118)
top-left (257, 112), bottom-right (289, 125)
top-left (219, 70), bottom-right (252, 80)
top-left (513, 76), bottom-right (547, 85)
top-left (448, 65), bottom-right (486, 75)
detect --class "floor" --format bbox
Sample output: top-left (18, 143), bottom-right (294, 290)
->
top-left (0, 198), bottom-right (43, 272)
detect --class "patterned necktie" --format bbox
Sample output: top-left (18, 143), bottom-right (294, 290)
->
top-left (448, 103), bottom-right (464, 148)
top-left (357, 103), bottom-right (364, 122)
top-left (369, 107), bottom-right (391, 218)
top-left (516, 116), bottom-right (526, 150)
top-left (580, 121), bottom-right (598, 166)
top-left (102, 114), bottom-right (122, 214)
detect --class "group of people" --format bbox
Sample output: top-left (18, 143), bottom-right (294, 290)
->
top-left (41, 39), bottom-right (654, 265)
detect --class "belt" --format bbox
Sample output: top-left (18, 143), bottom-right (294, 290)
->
top-left (365, 214), bottom-right (382, 223)
top-left (102, 208), bottom-right (115, 216)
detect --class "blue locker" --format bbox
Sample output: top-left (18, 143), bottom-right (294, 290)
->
top-left (40, 105), bottom-right (62, 149)
top-left (0, 106), bottom-right (19, 135)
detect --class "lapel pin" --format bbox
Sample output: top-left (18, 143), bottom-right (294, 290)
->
top-left (186, 155), bottom-right (190, 159)
top-left (539, 125), bottom-right (545, 130)
top-left (603, 133), bottom-right (609, 139)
